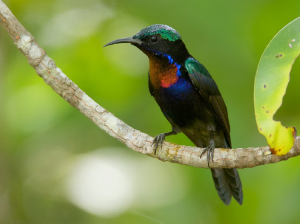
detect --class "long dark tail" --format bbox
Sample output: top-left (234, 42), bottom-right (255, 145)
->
top-left (211, 168), bottom-right (243, 205)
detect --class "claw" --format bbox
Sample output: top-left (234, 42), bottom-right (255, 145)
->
top-left (211, 148), bottom-right (214, 162)
top-left (200, 140), bottom-right (215, 167)
top-left (207, 148), bottom-right (210, 166)
top-left (152, 133), bottom-right (166, 154)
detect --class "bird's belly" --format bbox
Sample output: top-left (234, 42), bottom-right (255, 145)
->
top-left (180, 120), bottom-right (227, 148)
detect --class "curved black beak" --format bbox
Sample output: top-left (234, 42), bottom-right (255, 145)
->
top-left (103, 36), bottom-right (143, 47)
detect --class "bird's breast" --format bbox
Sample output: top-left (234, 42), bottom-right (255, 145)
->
top-left (149, 57), bottom-right (180, 89)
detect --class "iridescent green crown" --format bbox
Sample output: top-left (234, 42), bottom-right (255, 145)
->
top-left (133, 24), bottom-right (182, 41)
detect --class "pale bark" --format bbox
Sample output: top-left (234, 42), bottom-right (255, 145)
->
top-left (1, 0), bottom-right (299, 169)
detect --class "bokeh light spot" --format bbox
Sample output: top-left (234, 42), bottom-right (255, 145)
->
top-left (65, 155), bottom-right (134, 217)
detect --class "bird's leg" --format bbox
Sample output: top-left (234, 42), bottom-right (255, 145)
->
top-left (152, 127), bottom-right (180, 154)
top-left (200, 130), bottom-right (215, 166)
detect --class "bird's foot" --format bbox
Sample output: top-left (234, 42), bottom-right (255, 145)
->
top-left (152, 133), bottom-right (166, 154)
top-left (200, 140), bottom-right (215, 167)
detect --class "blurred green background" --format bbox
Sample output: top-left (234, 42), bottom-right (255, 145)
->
top-left (1, 0), bottom-right (300, 223)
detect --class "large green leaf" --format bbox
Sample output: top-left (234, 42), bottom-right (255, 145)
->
top-left (254, 18), bottom-right (299, 155)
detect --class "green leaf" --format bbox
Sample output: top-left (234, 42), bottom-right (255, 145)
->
top-left (254, 18), bottom-right (299, 155)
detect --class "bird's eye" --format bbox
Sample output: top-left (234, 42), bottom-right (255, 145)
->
top-left (150, 36), bottom-right (158, 43)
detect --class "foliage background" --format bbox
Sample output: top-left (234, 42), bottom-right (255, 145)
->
top-left (1, 0), bottom-right (300, 223)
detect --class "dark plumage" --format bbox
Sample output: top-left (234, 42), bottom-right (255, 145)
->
top-left (104, 24), bottom-right (243, 205)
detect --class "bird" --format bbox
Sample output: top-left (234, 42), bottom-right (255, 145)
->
top-left (104, 24), bottom-right (243, 205)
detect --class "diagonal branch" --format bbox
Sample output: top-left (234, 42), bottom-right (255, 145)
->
top-left (1, 0), bottom-right (299, 169)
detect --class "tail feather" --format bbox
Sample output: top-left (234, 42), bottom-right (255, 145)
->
top-left (224, 169), bottom-right (241, 188)
top-left (225, 169), bottom-right (243, 205)
top-left (211, 168), bottom-right (243, 205)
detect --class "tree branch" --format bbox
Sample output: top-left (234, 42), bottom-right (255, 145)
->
top-left (1, 0), bottom-right (299, 169)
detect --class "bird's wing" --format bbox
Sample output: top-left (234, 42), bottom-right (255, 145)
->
top-left (185, 57), bottom-right (231, 148)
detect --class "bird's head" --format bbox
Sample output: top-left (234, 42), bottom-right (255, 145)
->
top-left (104, 24), bottom-right (190, 63)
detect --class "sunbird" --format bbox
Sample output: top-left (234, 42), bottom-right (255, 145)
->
top-left (104, 24), bottom-right (243, 205)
